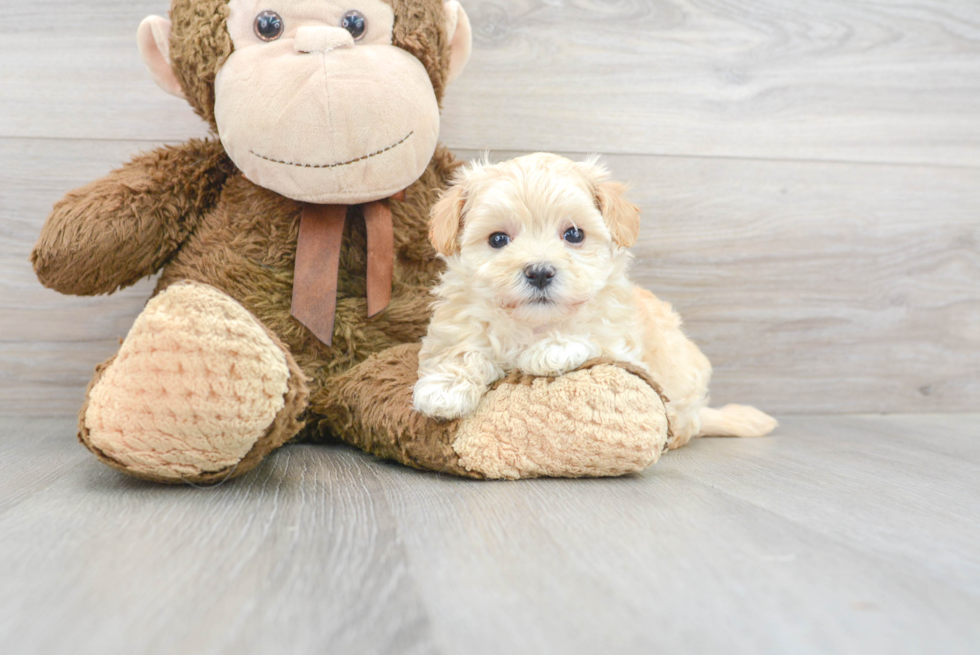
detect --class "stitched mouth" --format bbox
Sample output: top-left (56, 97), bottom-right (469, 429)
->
top-left (250, 132), bottom-right (414, 169)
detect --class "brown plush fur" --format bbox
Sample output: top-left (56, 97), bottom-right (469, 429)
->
top-left (44, 139), bottom-right (460, 483)
top-left (314, 343), bottom-right (481, 477)
top-left (391, 2), bottom-right (453, 107)
top-left (153, 147), bottom-right (462, 439)
top-left (32, 138), bottom-right (236, 295)
top-left (166, 0), bottom-right (451, 129)
top-left (34, 0), bottom-right (670, 483)
top-left (32, 0), bottom-right (468, 483)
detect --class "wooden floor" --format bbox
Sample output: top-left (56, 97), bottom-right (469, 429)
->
top-left (1, 415), bottom-right (978, 654)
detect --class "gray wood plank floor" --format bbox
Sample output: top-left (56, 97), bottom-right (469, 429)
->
top-left (1, 415), bottom-right (978, 655)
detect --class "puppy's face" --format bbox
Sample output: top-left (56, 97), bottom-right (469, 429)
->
top-left (430, 154), bottom-right (640, 326)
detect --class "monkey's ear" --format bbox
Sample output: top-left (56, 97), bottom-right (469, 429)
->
top-left (596, 181), bottom-right (641, 248)
top-left (137, 16), bottom-right (185, 99)
top-left (444, 1), bottom-right (472, 84)
top-left (429, 183), bottom-right (467, 256)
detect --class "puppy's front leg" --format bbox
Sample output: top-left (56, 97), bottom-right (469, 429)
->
top-left (414, 351), bottom-right (503, 421)
top-left (518, 335), bottom-right (602, 377)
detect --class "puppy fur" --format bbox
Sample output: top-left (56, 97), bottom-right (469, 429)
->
top-left (414, 153), bottom-right (777, 447)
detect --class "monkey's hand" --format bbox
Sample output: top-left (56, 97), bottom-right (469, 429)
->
top-left (518, 336), bottom-right (603, 377)
top-left (32, 138), bottom-right (235, 296)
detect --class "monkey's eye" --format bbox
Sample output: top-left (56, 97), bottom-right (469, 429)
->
top-left (341, 10), bottom-right (367, 40)
top-left (254, 11), bottom-right (284, 41)
top-left (489, 233), bottom-right (511, 249)
top-left (563, 227), bottom-right (585, 244)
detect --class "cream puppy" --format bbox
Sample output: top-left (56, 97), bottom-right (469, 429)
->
top-left (413, 153), bottom-right (777, 447)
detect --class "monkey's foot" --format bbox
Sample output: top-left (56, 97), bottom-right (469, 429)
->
top-left (315, 345), bottom-right (669, 480)
top-left (453, 361), bottom-right (670, 479)
top-left (79, 282), bottom-right (308, 484)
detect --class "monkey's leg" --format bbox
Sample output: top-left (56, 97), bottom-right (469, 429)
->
top-left (79, 281), bottom-right (309, 485)
top-left (310, 344), bottom-right (670, 480)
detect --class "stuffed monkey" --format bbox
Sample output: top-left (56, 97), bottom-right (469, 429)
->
top-left (32, 0), bottom-right (670, 484)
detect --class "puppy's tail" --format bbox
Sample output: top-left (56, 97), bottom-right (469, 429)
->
top-left (698, 405), bottom-right (778, 438)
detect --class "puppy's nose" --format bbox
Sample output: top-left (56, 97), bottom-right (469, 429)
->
top-left (524, 265), bottom-right (556, 290)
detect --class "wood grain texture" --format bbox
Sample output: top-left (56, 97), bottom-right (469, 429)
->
top-left (601, 153), bottom-right (980, 413)
top-left (0, 420), bottom-right (440, 655)
top-left (446, 0), bottom-right (980, 166)
top-left (4, 138), bottom-right (977, 415)
top-left (1, 1), bottom-right (210, 143)
top-left (2, 0), bottom-right (978, 412)
top-left (3, 1), bottom-right (980, 166)
top-left (461, 149), bottom-right (980, 413)
top-left (0, 138), bottom-right (158, 416)
top-left (1, 415), bottom-right (978, 654)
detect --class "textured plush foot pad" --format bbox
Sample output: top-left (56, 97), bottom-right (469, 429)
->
top-left (81, 282), bottom-right (307, 484)
top-left (313, 344), bottom-right (668, 481)
top-left (453, 361), bottom-right (670, 480)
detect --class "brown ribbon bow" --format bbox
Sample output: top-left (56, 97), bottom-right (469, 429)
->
top-left (291, 192), bottom-right (404, 347)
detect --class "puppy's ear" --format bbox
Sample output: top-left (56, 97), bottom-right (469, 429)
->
top-left (596, 181), bottom-right (641, 248)
top-left (429, 183), bottom-right (467, 256)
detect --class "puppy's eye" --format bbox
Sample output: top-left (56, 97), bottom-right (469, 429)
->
top-left (489, 233), bottom-right (511, 249)
top-left (563, 227), bottom-right (585, 244)
top-left (341, 10), bottom-right (367, 40)
top-left (254, 11), bottom-right (285, 41)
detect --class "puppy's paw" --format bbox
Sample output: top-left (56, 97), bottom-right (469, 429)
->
top-left (518, 337), bottom-right (602, 377)
top-left (413, 374), bottom-right (487, 421)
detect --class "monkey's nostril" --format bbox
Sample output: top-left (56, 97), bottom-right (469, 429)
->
top-left (524, 265), bottom-right (556, 290)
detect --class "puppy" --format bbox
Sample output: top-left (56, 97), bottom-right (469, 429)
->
top-left (413, 153), bottom-right (777, 447)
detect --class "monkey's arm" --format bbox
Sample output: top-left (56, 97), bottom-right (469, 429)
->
top-left (32, 138), bottom-right (235, 296)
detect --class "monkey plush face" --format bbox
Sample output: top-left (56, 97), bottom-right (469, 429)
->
top-left (139, 0), bottom-right (471, 204)
top-left (217, 0), bottom-right (440, 203)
